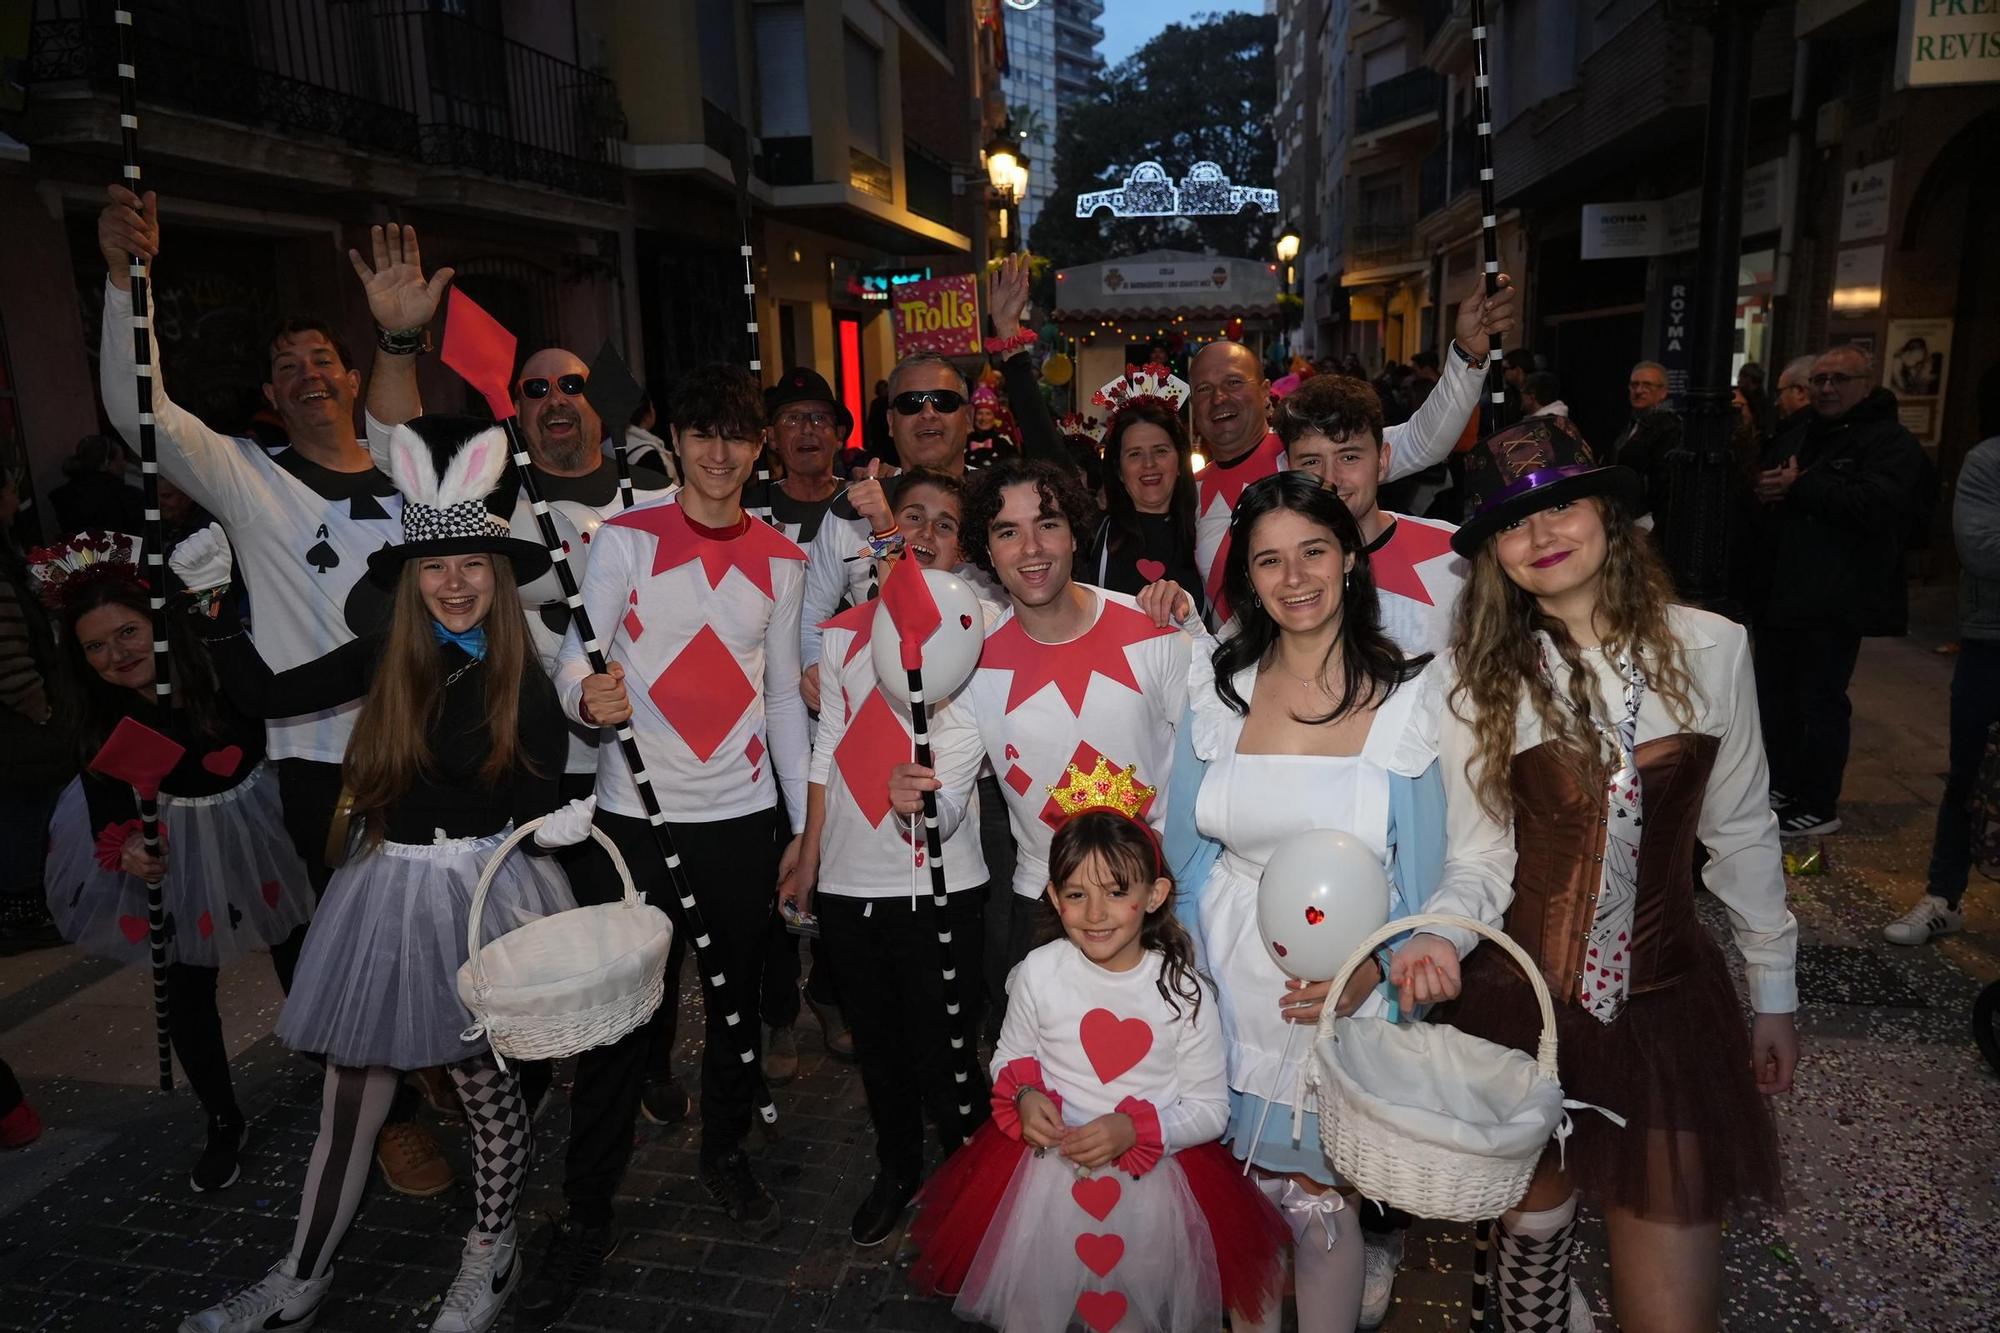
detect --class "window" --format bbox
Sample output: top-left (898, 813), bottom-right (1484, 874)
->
top-left (1361, 44), bottom-right (1407, 88)
top-left (845, 28), bottom-right (883, 159)
top-left (755, 4), bottom-right (810, 140)
top-left (697, 0), bottom-right (740, 118)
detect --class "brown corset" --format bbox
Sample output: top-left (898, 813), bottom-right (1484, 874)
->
top-left (1504, 733), bottom-right (1721, 1007)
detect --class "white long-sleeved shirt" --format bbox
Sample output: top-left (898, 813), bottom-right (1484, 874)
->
top-left (811, 604), bottom-right (988, 896)
top-left (99, 281), bottom-right (404, 763)
top-left (1193, 352), bottom-right (1485, 612)
top-left (997, 940), bottom-right (1229, 1152)
top-left (1415, 605), bottom-right (1800, 1013)
top-left (1367, 513), bottom-right (1469, 660)
top-left (800, 496), bottom-right (1002, 669)
top-left (554, 497), bottom-right (810, 831)
top-left (957, 587), bottom-right (1193, 898)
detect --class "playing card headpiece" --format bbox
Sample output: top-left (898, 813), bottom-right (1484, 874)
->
top-left (1045, 753), bottom-right (1164, 873)
top-left (367, 415), bottom-right (551, 585)
top-left (27, 530), bottom-right (145, 611)
top-left (1056, 412), bottom-right (1107, 448)
top-left (1092, 364), bottom-right (1191, 422)
top-left (1451, 414), bottom-right (1643, 557)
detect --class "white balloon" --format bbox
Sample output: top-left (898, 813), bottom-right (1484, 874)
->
top-left (1257, 829), bottom-right (1393, 983)
top-left (511, 500), bottom-right (604, 605)
top-left (871, 567), bottom-right (987, 705)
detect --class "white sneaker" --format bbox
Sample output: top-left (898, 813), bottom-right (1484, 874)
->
top-left (180, 1258), bottom-right (332, 1332)
top-left (431, 1225), bottom-right (518, 1333)
top-left (1568, 1278), bottom-right (1596, 1331)
top-left (1358, 1230), bottom-right (1403, 1328)
top-left (1884, 894), bottom-right (1964, 946)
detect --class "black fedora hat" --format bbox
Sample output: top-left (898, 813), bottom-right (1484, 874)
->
top-left (1451, 414), bottom-right (1644, 556)
top-left (765, 367), bottom-right (854, 435)
top-left (367, 415), bottom-right (552, 585)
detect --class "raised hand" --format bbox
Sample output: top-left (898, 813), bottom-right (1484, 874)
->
top-left (988, 252), bottom-right (1034, 339)
top-left (98, 185), bottom-right (160, 292)
top-left (348, 224), bottom-right (454, 334)
top-left (849, 458), bottom-right (893, 534)
top-left (1453, 273), bottom-right (1519, 361)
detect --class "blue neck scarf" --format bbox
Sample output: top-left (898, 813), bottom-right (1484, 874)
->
top-left (432, 621), bottom-right (488, 661)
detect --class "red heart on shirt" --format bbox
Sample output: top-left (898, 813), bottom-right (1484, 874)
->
top-left (1135, 558), bottom-right (1167, 583)
top-left (1304, 906), bottom-right (1325, 926)
top-left (200, 746), bottom-right (244, 778)
top-left (1076, 1291), bottom-right (1128, 1333)
top-left (261, 880), bottom-right (282, 908)
top-left (1071, 1174), bottom-right (1121, 1221)
top-left (1080, 1008), bottom-right (1152, 1085)
top-left (118, 915), bottom-right (148, 944)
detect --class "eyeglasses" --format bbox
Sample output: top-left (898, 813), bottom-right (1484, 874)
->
top-left (1808, 372), bottom-right (1862, 388)
top-left (520, 374), bottom-right (587, 399)
top-left (775, 408), bottom-right (836, 430)
top-left (1628, 380), bottom-right (1666, 392)
top-left (892, 389), bottom-right (966, 416)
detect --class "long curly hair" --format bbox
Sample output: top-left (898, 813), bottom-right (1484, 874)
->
top-left (1448, 495), bottom-right (1695, 822)
top-left (1212, 471), bottom-right (1428, 724)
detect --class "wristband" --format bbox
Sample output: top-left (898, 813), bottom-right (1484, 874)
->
top-left (1449, 340), bottom-right (1487, 372)
top-left (984, 328), bottom-right (1038, 357)
top-left (376, 325), bottom-right (432, 356)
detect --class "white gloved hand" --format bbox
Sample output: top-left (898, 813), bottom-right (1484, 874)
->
top-left (167, 523), bottom-right (233, 594)
top-left (533, 795), bottom-right (597, 849)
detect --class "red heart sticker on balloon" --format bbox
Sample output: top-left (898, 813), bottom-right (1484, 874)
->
top-left (1079, 1008), bottom-right (1153, 1084)
top-left (118, 915), bottom-right (148, 944)
top-left (1074, 1232), bottom-right (1124, 1277)
top-left (1272, 941), bottom-right (1288, 957)
top-left (201, 745), bottom-right (244, 778)
top-left (1304, 906), bottom-right (1325, 925)
top-left (1076, 1291), bottom-right (1128, 1333)
top-left (1135, 558), bottom-right (1167, 583)
top-left (960, 614), bottom-right (973, 629)
top-left (1071, 1175), bottom-right (1120, 1221)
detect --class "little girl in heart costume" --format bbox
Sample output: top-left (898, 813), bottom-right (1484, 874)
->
top-left (909, 786), bottom-right (1287, 1332)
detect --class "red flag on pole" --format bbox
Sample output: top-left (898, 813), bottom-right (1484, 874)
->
top-left (88, 716), bottom-right (186, 801)
top-left (881, 554), bottom-right (941, 673)
top-left (442, 290), bottom-right (520, 421)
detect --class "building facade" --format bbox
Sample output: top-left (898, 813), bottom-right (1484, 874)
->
top-left (0, 0), bottom-right (1007, 512)
top-left (999, 0), bottom-right (1103, 238)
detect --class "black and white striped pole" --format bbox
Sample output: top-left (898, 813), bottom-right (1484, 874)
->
top-left (900, 664), bottom-right (980, 1137)
top-left (1469, 0), bottom-right (1508, 435)
top-left (736, 230), bottom-right (775, 525)
top-left (116, 4), bottom-right (176, 1095)
top-left (503, 418), bottom-right (777, 1126)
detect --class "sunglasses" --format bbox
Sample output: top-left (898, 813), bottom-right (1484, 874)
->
top-left (520, 374), bottom-right (587, 399)
top-left (892, 389), bottom-right (966, 416)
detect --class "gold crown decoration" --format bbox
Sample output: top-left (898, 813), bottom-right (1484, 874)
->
top-left (1046, 754), bottom-right (1157, 821)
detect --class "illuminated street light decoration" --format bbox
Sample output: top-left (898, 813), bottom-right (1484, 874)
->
top-left (1075, 160), bottom-right (1279, 219)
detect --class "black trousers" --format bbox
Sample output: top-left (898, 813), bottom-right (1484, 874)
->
top-left (1926, 637), bottom-right (2000, 907)
top-left (760, 908), bottom-right (836, 1028)
top-left (167, 963), bottom-right (238, 1121)
top-left (975, 774), bottom-right (1018, 1035)
top-left (819, 889), bottom-right (991, 1183)
top-left (562, 806), bottom-right (780, 1224)
top-left (0, 1054), bottom-right (23, 1117)
top-left (1753, 624), bottom-right (1863, 815)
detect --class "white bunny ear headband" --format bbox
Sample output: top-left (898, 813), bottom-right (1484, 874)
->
top-left (386, 422), bottom-right (511, 544)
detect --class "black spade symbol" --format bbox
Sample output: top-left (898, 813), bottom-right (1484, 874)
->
top-left (160, 911), bottom-right (177, 943)
top-left (306, 539), bottom-right (340, 574)
top-left (227, 903), bottom-right (243, 930)
top-left (539, 603), bottom-right (573, 637)
top-left (348, 490), bottom-right (390, 522)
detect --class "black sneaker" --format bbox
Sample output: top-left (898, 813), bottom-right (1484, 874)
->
top-left (701, 1149), bottom-right (781, 1239)
top-left (848, 1174), bottom-right (916, 1247)
top-left (1777, 807), bottom-right (1841, 837)
top-left (638, 1078), bottom-right (689, 1127)
top-left (189, 1113), bottom-right (246, 1193)
top-left (518, 1213), bottom-right (616, 1319)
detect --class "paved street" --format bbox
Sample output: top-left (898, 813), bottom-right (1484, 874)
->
top-left (1, 588), bottom-right (1995, 1333)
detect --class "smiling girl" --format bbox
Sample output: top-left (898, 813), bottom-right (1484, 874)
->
top-left (908, 808), bottom-right (1286, 1332)
top-left (37, 532), bottom-right (315, 1194)
top-left (1390, 416), bottom-right (1799, 1333)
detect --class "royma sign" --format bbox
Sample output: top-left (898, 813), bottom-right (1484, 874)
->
top-left (1581, 161), bottom-right (1784, 259)
top-left (1898, 0), bottom-right (2000, 88)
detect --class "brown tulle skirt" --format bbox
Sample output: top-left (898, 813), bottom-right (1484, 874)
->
top-left (1433, 932), bottom-right (1784, 1223)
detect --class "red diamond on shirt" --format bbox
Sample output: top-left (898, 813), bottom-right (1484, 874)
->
top-left (746, 735), bottom-right (766, 769)
top-left (1004, 764), bottom-right (1033, 797)
top-left (834, 689), bottom-right (909, 828)
top-left (649, 626), bottom-right (754, 762)
top-left (623, 608), bottom-right (644, 641)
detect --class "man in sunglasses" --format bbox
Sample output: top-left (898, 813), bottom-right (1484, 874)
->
top-left (1752, 343), bottom-right (1933, 839)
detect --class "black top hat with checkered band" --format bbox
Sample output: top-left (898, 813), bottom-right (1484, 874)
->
top-left (366, 415), bottom-right (552, 585)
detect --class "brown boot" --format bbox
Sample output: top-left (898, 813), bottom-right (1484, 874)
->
top-left (408, 1067), bottom-right (465, 1125)
top-left (375, 1119), bottom-right (453, 1197)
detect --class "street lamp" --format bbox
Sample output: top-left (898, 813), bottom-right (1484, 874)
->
top-left (1275, 229), bottom-right (1301, 265)
top-left (986, 125), bottom-right (1031, 254)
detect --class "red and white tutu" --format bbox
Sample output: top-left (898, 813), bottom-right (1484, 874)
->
top-left (909, 1120), bottom-right (1287, 1332)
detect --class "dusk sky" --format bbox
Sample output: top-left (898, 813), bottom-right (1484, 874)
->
top-left (1097, 0), bottom-right (1264, 67)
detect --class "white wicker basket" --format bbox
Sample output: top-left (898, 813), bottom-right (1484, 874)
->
top-left (456, 818), bottom-right (673, 1068)
top-left (1309, 913), bottom-right (1566, 1222)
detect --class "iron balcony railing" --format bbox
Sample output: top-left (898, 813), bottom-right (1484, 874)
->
top-left (1355, 66), bottom-right (1441, 135)
top-left (25, 0), bottom-right (626, 200)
